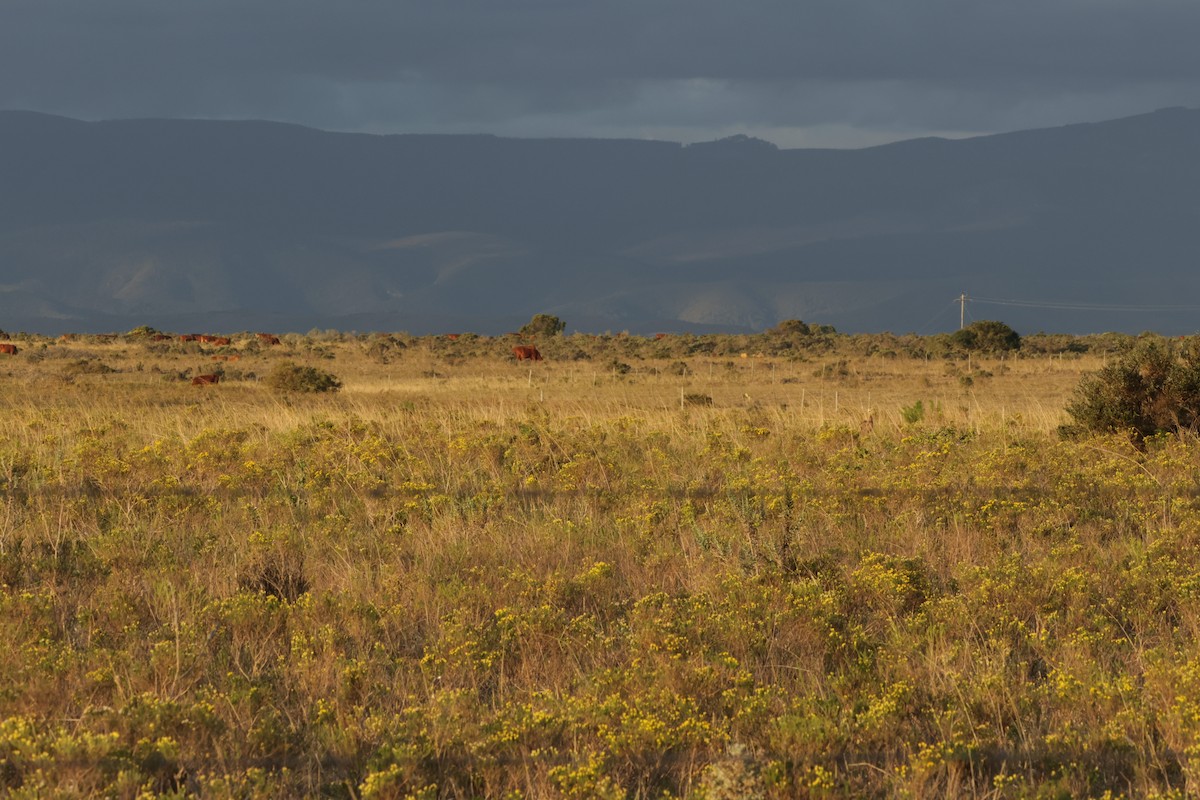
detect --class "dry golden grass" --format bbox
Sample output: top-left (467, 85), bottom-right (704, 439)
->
top-left (2, 331), bottom-right (1193, 798)
top-left (0, 331), bottom-right (1100, 433)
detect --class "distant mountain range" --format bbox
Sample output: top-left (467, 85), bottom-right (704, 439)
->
top-left (2, 107), bottom-right (1199, 335)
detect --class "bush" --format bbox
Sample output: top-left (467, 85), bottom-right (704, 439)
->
top-left (266, 362), bottom-right (342, 393)
top-left (770, 319), bottom-right (811, 336)
top-left (520, 314), bottom-right (566, 338)
top-left (1065, 338), bottom-right (1200, 440)
top-left (952, 320), bottom-right (1021, 352)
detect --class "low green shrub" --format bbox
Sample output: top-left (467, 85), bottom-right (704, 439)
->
top-left (1066, 338), bottom-right (1200, 440)
top-left (266, 361), bottom-right (342, 393)
top-left (901, 400), bottom-right (925, 425)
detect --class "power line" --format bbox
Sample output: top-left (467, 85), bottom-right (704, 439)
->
top-left (914, 297), bottom-right (962, 335)
top-left (969, 295), bottom-right (1200, 313)
top-left (913, 292), bottom-right (1199, 336)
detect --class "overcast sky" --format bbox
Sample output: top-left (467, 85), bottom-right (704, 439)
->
top-left (4, 0), bottom-right (1199, 149)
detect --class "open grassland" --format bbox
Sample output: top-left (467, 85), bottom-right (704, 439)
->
top-left (3, 330), bottom-right (1200, 797)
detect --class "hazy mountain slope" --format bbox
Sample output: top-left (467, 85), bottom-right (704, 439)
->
top-left (1, 107), bottom-right (1199, 333)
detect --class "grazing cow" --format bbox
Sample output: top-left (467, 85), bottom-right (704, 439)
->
top-left (0, 343), bottom-right (17, 355)
top-left (211, 337), bottom-right (231, 346)
top-left (151, 333), bottom-right (171, 341)
top-left (654, 333), bottom-right (668, 340)
top-left (191, 373), bottom-right (220, 386)
top-left (445, 334), bottom-right (460, 340)
top-left (512, 345), bottom-right (542, 362)
top-left (256, 333), bottom-right (282, 345)
top-left (179, 334), bottom-right (200, 342)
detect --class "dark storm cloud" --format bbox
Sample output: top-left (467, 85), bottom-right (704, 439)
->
top-left (4, 0), bottom-right (1199, 147)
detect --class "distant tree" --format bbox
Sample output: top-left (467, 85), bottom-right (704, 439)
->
top-left (520, 314), bottom-right (566, 338)
top-left (770, 319), bottom-right (811, 336)
top-left (952, 320), bottom-right (1021, 353)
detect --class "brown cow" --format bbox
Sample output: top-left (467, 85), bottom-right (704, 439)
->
top-left (151, 333), bottom-right (171, 341)
top-left (191, 374), bottom-right (220, 386)
top-left (0, 343), bottom-right (17, 355)
top-left (512, 345), bottom-right (542, 362)
top-left (256, 333), bottom-right (282, 345)
top-left (179, 334), bottom-right (200, 342)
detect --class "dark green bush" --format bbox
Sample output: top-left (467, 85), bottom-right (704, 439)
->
top-left (770, 319), bottom-right (811, 336)
top-left (951, 320), bottom-right (1021, 352)
top-left (266, 362), bottom-right (342, 393)
top-left (519, 314), bottom-right (566, 338)
top-left (1065, 338), bottom-right (1200, 440)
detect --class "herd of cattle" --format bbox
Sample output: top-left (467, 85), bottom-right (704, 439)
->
top-left (0, 331), bottom-right (547, 385)
top-left (0, 331), bottom-right (288, 385)
top-left (0, 334), bottom-right (542, 358)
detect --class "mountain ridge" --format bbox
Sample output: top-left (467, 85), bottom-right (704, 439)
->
top-left (1, 107), bottom-right (1199, 334)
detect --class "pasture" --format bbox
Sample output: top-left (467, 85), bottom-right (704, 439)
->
top-left (0, 328), bottom-right (1197, 798)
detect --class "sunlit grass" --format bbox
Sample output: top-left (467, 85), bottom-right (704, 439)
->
top-left (0, 331), bottom-right (1193, 797)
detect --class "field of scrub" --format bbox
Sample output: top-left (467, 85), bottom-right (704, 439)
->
top-left (1, 329), bottom-right (1198, 798)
